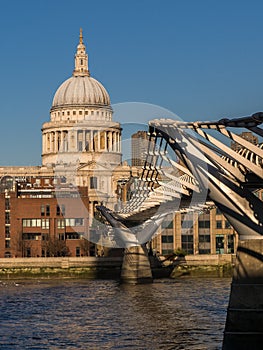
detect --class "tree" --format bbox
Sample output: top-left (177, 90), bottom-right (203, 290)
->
top-left (13, 232), bottom-right (33, 257)
top-left (42, 236), bottom-right (70, 257)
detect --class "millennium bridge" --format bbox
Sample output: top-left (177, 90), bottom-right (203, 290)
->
top-left (98, 112), bottom-right (263, 349)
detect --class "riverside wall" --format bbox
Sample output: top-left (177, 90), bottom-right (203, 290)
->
top-left (0, 254), bottom-right (235, 279)
top-left (170, 254), bottom-right (235, 278)
top-left (0, 257), bottom-right (123, 279)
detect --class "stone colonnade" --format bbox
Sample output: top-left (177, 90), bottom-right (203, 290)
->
top-left (43, 129), bottom-right (121, 154)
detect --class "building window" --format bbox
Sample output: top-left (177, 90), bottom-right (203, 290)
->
top-left (199, 234), bottom-right (211, 254)
top-left (90, 177), bottom-right (97, 189)
top-left (181, 234), bottom-right (193, 254)
top-left (73, 111), bottom-right (76, 115)
top-left (23, 219), bottom-right (41, 227)
top-left (41, 205), bottom-right (50, 216)
top-left (4, 252), bottom-right (11, 258)
top-left (5, 240), bottom-right (10, 249)
top-left (41, 219), bottom-right (50, 229)
top-left (57, 204), bottom-right (65, 216)
top-left (181, 220), bottom-right (193, 229)
top-left (66, 232), bottom-right (80, 240)
top-left (161, 235), bottom-right (173, 243)
top-left (5, 212), bottom-right (10, 224)
top-left (5, 198), bottom-right (10, 210)
top-left (58, 234), bottom-right (65, 240)
top-left (75, 218), bottom-right (84, 226)
top-left (23, 233), bottom-right (40, 240)
top-left (161, 221), bottom-right (173, 229)
top-left (57, 219), bottom-right (65, 229)
top-left (5, 226), bottom-right (10, 238)
top-left (42, 234), bottom-right (49, 241)
top-left (76, 247), bottom-right (80, 257)
top-left (65, 218), bottom-right (84, 227)
top-left (216, 220), bottom-right (222, 229)
top-left (216, 235), bottom-right (224, 254)
top-left (198, 220), bottom-right (210, 229)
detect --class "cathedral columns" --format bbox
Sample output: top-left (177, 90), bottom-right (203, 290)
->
top-left (82, 130), bottom-right (85, 151)
top-left (98, 131), bottom-right (101, 151)
top-left (42, 129), bottom-right (122, 154)
top-left (63, 131), bottom-right (68, 151)
top-left (46, 133), bottom-right (49, 152)
top-left (75, 130), bottom-right (78, 151)
top-left (58, 131), bottom-right (61, 151)
top-left (109, 132), bottom-right (113, 151)
top-left (51, 132), bottom-right (55, 152)
top-left (104, 131), bottom-right (107, 150)
top-left (54, 132), bottom-right (58, 153)
top-left (90, 130), bottom-right (94, 151)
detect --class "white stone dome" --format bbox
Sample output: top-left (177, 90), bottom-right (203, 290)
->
top-left (52, 75), bottom-right (111, 108)
top-left (51, 29), bottom-right (111, 111)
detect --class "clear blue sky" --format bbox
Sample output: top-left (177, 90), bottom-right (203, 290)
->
top-left (1, 0), bottom-right (263, 165)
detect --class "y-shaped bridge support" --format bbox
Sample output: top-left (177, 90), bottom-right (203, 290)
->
top-left (96, 206), bottom-right (168, 284)
top-left (121, 245), bottom-right (153, 284)
top-left (146, 113), bottom-right (263, 347)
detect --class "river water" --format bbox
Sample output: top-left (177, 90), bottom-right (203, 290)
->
top-left (0, 277), bottom-right (231, 349)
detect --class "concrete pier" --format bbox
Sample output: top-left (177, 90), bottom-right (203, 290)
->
top-left (223, 239), bottom-right (263, 349)
top-left (121, 245), bottom-right (153, 284)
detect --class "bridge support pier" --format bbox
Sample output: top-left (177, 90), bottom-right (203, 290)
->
top-left (223, 239), bottom-right (263, 349)
top-left (121, 245), bottom-right (153, 284)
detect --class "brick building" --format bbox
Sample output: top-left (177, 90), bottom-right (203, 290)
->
top-left (0, 176), bottom-right (95, 258)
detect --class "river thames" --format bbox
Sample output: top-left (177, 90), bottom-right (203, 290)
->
top-left (0, 277), bottom-right (231, 349)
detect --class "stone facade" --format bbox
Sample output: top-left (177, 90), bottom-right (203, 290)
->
top-left (151, 208), bottom-right (238, 257)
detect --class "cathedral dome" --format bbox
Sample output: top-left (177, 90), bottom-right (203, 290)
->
top-left (52, 75), bottom-right (111, 108)
top-left (51, 28), bottom-right (111, 111)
